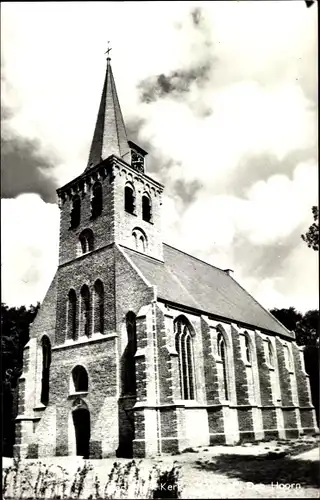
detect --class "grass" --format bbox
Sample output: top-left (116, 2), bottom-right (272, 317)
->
top-left (2, 458), bottom-right (181, 499)
top-left (2, 437), bottom-right (318, 499)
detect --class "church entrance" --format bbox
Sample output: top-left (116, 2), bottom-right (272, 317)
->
top-left (72, 408), bottom-right (90, 458)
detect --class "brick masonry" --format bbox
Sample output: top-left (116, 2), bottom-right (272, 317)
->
top-left (14, 134), bottom-right (318, 459)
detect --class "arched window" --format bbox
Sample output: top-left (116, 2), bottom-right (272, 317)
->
top-left (91, 182), bottom-right (103, 219)
top-left (70, 195), bottom-right (81, 229)
top-left (123, 312), bottom-right (137, 395)
top-left (93, 280), bottom-right (104, 334)
top-left (67, 289), bottom-right (77, 340)
top-left (132, 228), bottom-right (147, 253)
top-left (72, 365), bottom-right (88, 393)
top-left (244, 333), bottom-right (252, 364)
top-left (41, 336), bottom-right (51, 406)
top-left (284, 344), bottom-right (293, 371)
top-left (78, 229), bottom-right (94, 255)
top-left (142, 193), bottom-right (152, 223)
top-left (80, 285), bottom-right (90, 337)
top-left (124, 184), bottom-right (135, 214)
top-left (139, 236), bottom-right (146, 252)
top-left (267, 339), bottom-right (275, 367)
top-left (217, 331), bottom-right (229, 401)
top-left (174, 317), bottom-right (195, 400)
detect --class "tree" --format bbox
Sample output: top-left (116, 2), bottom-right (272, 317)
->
top-left (269, 307), bottom-right (302, 333)
top-left (270, 307), bottom-right (319, 346)
top-left (1, 302), bottom-right (39, 457)
top-left (301, 206), bottom-right (319, 251)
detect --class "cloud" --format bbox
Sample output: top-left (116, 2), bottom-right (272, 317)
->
top-left (1, 68), bottom-right (60, 202)
top-left (0, 1), bottom-right (317, 314)
top-left (1, 194), bottom-right (59, 307)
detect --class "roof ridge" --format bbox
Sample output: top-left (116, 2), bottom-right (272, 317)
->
top-left (163, 242), bottom-right (229, 275)
top-left (163, 243), bottom-right (290, 337)
top-left (229, 276), bottom-right (292, 336)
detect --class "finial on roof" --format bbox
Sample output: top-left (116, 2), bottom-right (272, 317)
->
top-left (105, 41), bottom-right (112, 63)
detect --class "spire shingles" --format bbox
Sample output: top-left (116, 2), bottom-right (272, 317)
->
top-left (85, 58), bottom-right (130, 171)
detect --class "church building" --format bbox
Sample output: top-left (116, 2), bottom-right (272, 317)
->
top-left (14, 55), bottom-right (317, 459)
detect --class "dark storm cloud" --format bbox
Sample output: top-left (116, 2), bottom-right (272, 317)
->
top-left (138, 63), bottom-right (212, 105)
top-left (191, 7), bottom-right (202, 27)
top-left (215, 148), bottom-right (317, 198)
top-left (1, 100), bottom-right (59, 204)
top-left (138, 6), bottom-right (214, 107)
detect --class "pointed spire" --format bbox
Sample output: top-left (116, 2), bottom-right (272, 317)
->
top-left (85, 53), bottom-right (131, 171)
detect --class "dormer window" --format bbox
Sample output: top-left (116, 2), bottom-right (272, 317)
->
top-left (128, 140), bottom-right (147, 174)
top-left (131, 151), bottom-right (144, 173)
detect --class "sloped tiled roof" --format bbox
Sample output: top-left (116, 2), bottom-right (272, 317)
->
top-left (122, 244), bottom-right (293, 338)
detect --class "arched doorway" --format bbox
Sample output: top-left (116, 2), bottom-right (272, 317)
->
top-left (72, 407), bottom-right (90, 458)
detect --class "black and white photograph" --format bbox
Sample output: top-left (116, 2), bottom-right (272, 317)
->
top-left (1, 1), bottom-right (319, 498)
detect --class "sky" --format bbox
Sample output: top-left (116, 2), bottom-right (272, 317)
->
top-left (1, 1), bottom-right (318, 313)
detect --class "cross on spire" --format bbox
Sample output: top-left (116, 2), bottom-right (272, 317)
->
top-left (105, 41), bottom-right (112, 59)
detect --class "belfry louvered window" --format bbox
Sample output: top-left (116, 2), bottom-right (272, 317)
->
top-left (174, 317), bottom-right (195, 400)
top-left (91, 182), bottom-right (103, 219)
top-left (70, 195), bottom-right (81, 229)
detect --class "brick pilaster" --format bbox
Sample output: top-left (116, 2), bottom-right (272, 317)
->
top-left (255, 332), bottom-right (278, 438)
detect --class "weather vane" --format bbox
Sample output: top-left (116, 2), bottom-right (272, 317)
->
top-left (105, 41), bottom-right (112, 58)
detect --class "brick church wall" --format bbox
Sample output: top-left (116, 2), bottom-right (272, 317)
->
top-left (275, 338), bottom-right (298, 438)
top-left (254, 332), bottom-right (278, 438)
top-left (231, 325), bottom-right (254, 442)
top-left (292, 343), bottom-right (316, 432)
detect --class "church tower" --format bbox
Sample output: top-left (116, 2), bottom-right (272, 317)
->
top-left (57, 55), bottom-right (164, 266)
top-left (14, 51), bottom-right (317, 463)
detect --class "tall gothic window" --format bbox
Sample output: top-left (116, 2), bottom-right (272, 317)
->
top-left (67, 289), bottom-right (77, 340)
top-left (142, 193), bottom-right (152, 223)
top-left (80, 285), bottom-right (90, 337)
top-left (243, 332), bottom-right (255, 403)
top-left (72, 365), bottom-right (88, 393)
top-left (124, 184), bottom-right (135, 214)
top-left (41, 336), bottom-right (51, 406)
top-left (244, 333), bottom-right (252, 364)
top-left (93, 280), bottom-right (104, 333)
top-left (217, 331), bottom-right (229, 401)
top-left (174, 317), bottom-right (195, 400)
top-left (267, 339), bottom-right (275, 367)
top-left (283, 344), bottom-right (293, 371)
top-left (91, 182), bottom-right (103, 219)
top-left (123, 312), bottom-right (137, 395)
top-left (70, 195), bottom-right (81, 229)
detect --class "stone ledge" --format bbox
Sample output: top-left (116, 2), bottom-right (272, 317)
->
top-left (53, 333), bottom-right (117, 351)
